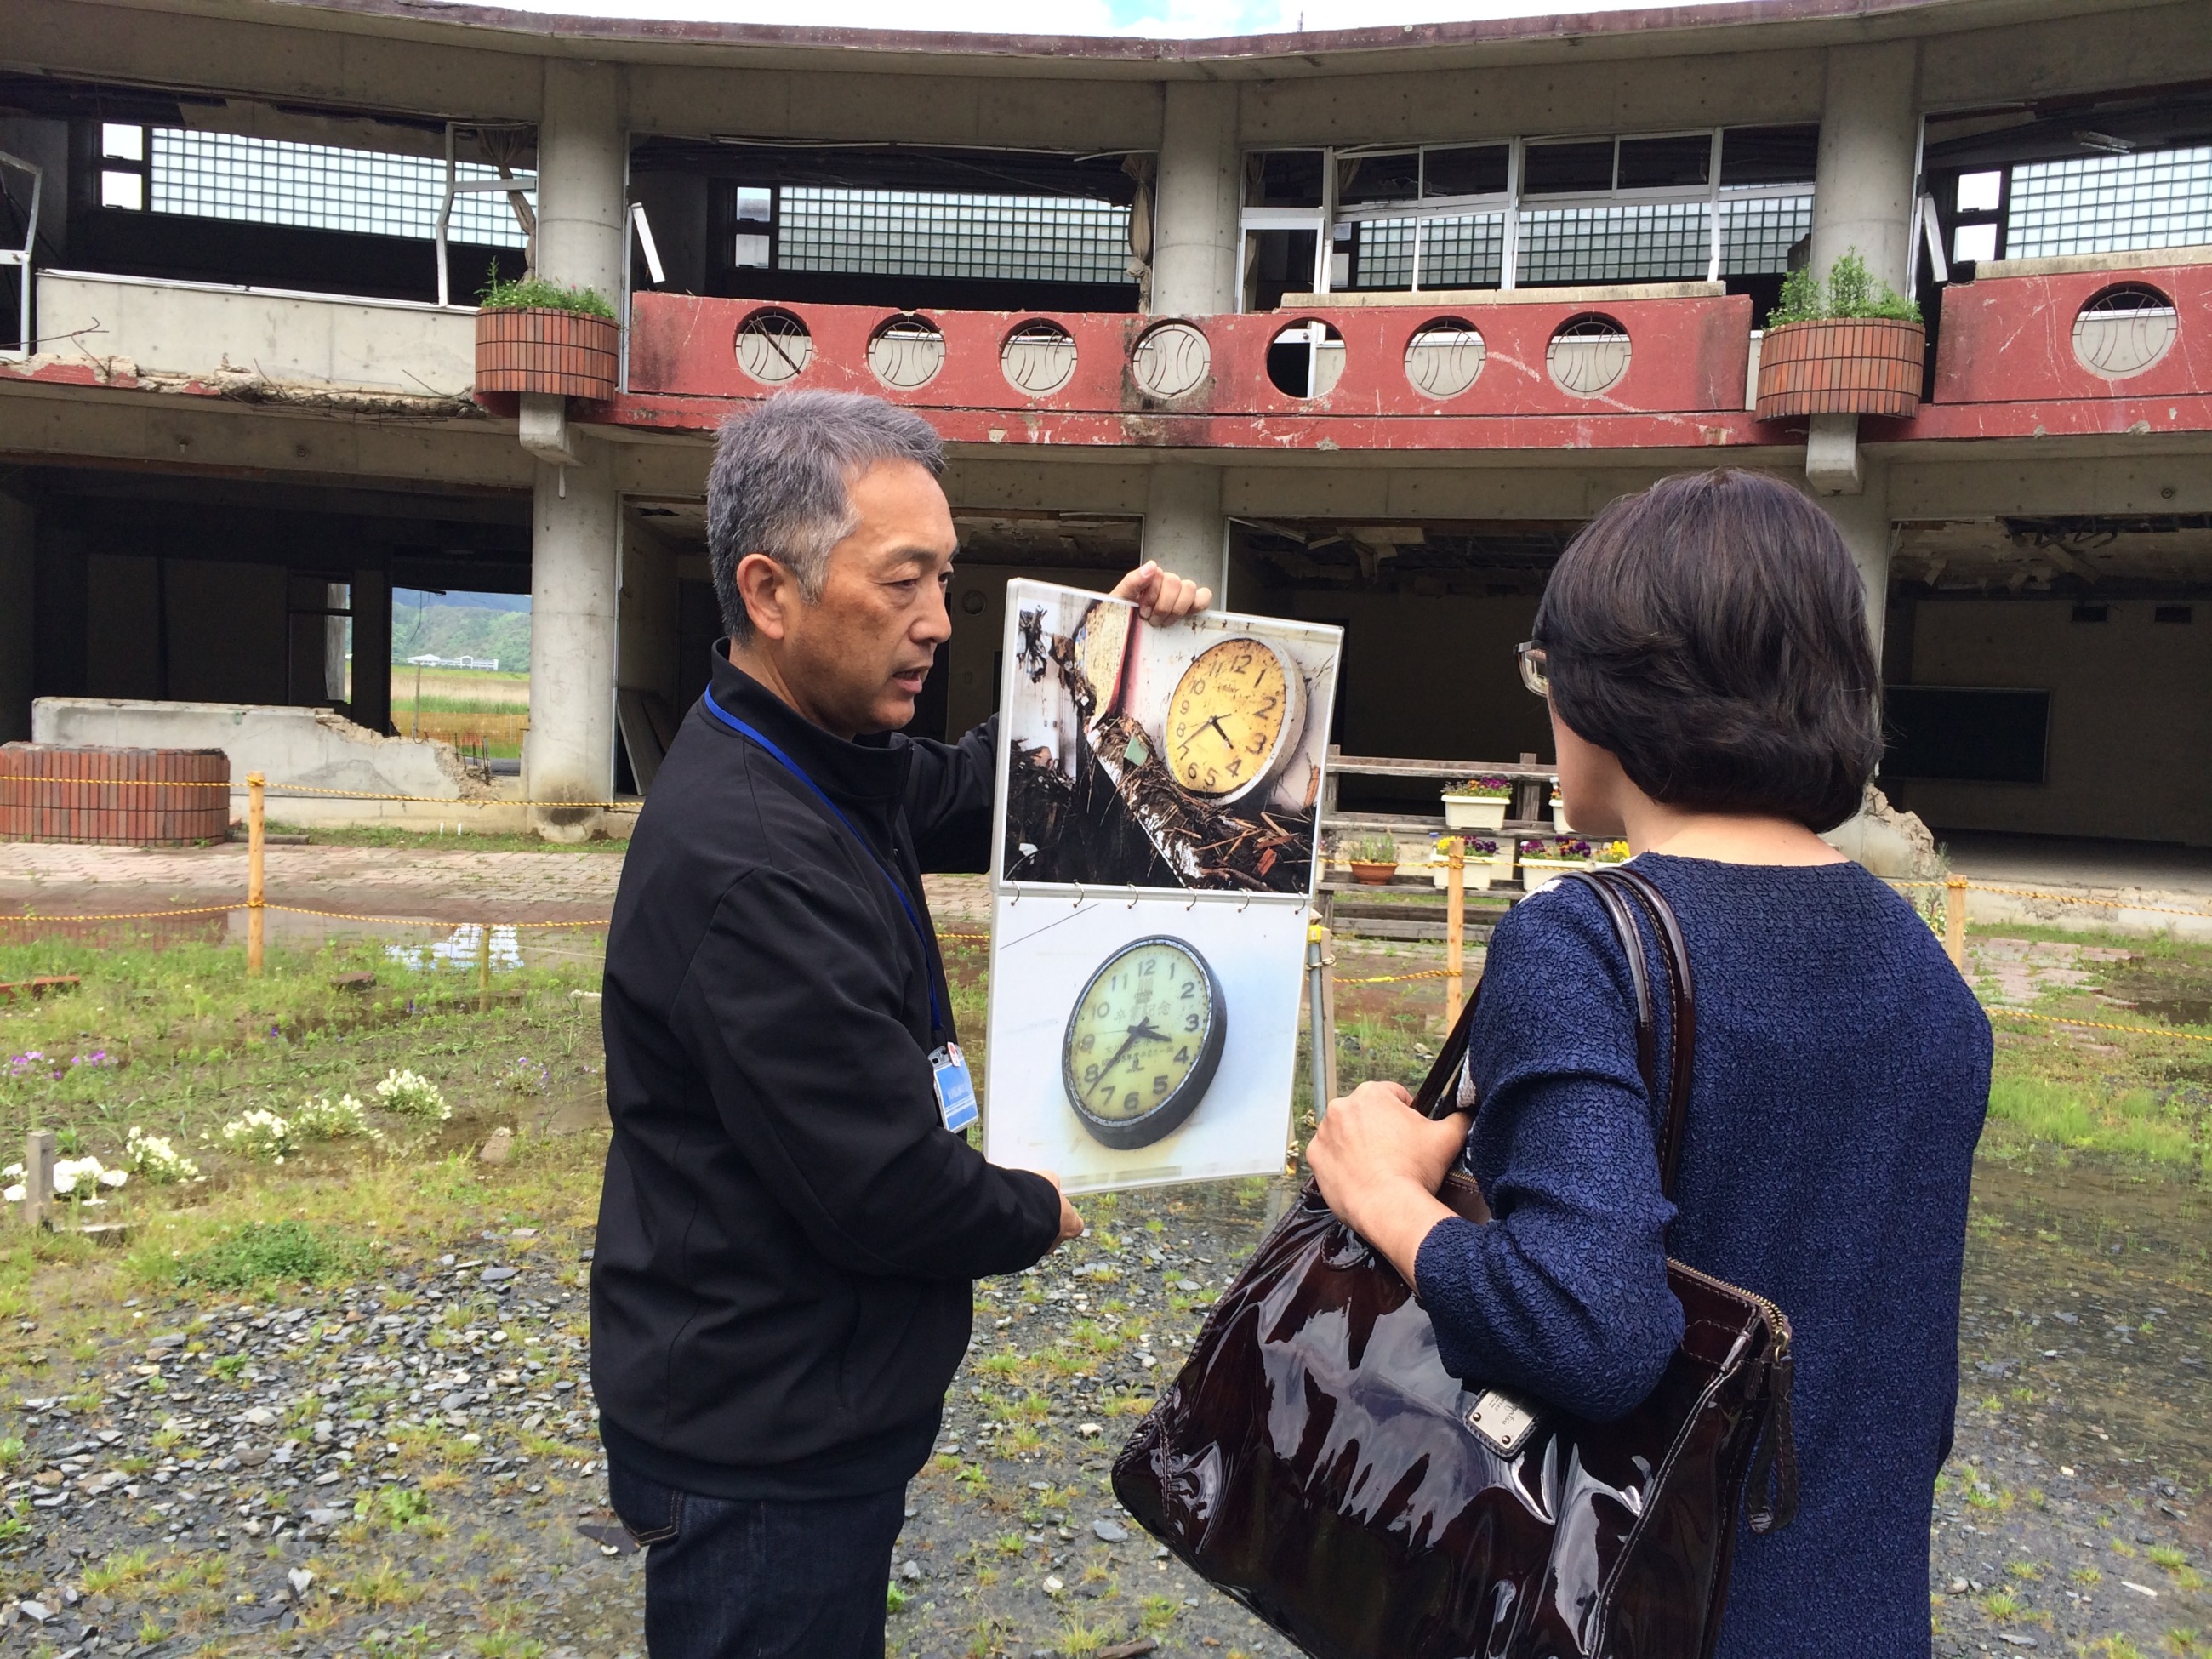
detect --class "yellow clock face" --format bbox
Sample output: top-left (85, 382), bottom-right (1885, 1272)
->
top-left (1165, 639), bottom-right (1300, 801)
top-left (1062, 936), bottom-right (1227, 1149)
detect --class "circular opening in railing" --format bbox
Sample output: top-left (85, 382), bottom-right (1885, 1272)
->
top-left (1404, 318), bottom-right (1485, 400)
top-left (1546, 313), bottom-right (1631, 397)
top-left (1129, 321), bottom-right (1211, 401)
top-left (1001, 319), bottom-right (1078, 396)
top-left (2073, 283), bottom-right (2177, 379)
top-left (735, 309), bottom-right (813, 386)
top-left (868, 314), bottom-right (946, 390)
top-left (1264, 320), bottom-right (1346, 399)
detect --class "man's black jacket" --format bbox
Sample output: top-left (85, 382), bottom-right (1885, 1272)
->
top-left (592, 652), bottom-right (1062, 1499)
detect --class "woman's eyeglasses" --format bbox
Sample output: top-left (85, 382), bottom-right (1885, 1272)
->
top-left (1516, 641), bottom-right (1549, 698)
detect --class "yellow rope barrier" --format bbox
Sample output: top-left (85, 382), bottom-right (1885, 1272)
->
top-left (259, 904), bottom-right (611, 930)
top-left (0, 903), bottom-right (239, 923)
top-left (1961, 885), bottom-right (2212, 921)
top-left (1335, 967), bottom-right (1458, 985)
top-left (1989, 1006), bottom-right (2212, 1045)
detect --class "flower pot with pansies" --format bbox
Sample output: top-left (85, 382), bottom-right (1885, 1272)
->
top-left (1430, 836), bottom-right (1505, 892)
top-left (1442, 776), bottom-right (1512, 831)
top-left (1518, 836), bottom-right (1595, 891)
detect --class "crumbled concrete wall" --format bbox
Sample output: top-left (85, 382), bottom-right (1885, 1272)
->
top-left (1823, 784), bottom-right (1943, 880)
top-left (30, 698), bottom-right (524, 831)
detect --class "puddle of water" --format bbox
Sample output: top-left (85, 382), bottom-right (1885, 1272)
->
top-left (1964, 1154), bottom-right (2212, 1484)
top-left (385, 923), bottom-right (526, 972)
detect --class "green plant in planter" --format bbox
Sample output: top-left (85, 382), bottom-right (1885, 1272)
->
top-left (1768, 248), bottom-right (1921, 327)
top-left (1347, 834), bottom-right (1400, 866)
top-left (1442, 773), bottom-right (1513, 799)
top-left (478, 265), bottom-right (618, 320)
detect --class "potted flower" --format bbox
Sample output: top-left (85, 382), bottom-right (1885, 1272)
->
top-left (1591, 839), bottom-right (1633, 865)
top-left (1519, 836), bottom-right (1595, 891)
top-left (1550, 789), bottom-right (1571, 831)
top-left (475, 268), bottom-right (622, 402)
top-left (1430, 835), bottom-right (1509, 892)
top-left (1756, 249), bottom-right (1925, 422)
top-left (1441, 775), bottom-right (1512, 831)
top-left (1345, 833), bottom-right (1402, 886)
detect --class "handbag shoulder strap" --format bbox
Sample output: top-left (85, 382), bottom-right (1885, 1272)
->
top-left (1409, 866), bottom-right (1695, 1199)
top-left (1587, 865), bottom-right (1697, 1198)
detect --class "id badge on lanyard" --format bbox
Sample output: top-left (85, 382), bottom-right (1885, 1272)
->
top-left (930, 1041), bottom-right (978, 1134)
top-left (700, 690), bottom-right (979, 1137)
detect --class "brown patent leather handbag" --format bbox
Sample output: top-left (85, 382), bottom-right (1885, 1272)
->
top-left (1114, 866), bottom-right (1799, 1659)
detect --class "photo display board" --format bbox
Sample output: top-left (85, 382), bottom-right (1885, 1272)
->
top-left (983, 580), bottom-right (1343, 1195)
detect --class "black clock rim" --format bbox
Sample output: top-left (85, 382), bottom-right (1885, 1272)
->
top-left (1062, 934), bottom-right (1229, 1152)
top-left (1167, 636), bottom-right (1298, 805)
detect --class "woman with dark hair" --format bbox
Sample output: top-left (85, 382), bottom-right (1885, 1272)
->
top-left (1307, 469), bottom-right (1991, 1656)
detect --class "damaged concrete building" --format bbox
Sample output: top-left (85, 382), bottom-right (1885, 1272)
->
top-left (1, 0), bottom-right (2209, 857)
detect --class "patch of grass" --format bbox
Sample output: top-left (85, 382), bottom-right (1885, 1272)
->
top-left (1982, 1590), bottom-right (2021, 1619)
top-left (83, 1548), bottom-right (158, 1593)
top-left (1986, 1075), bottom-right (2201, 1168)
top-left (162, 1221), bottom-right (358, 1291)
top-left (2150, 1545), bottom-right (2190, 1572)
top-left (335, 1559), bottom-right (424, 1611)
top-left (886, 1583), bottom-right (910, 1616)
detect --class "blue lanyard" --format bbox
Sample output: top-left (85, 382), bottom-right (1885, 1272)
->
top-left (701, 687), bottom-right (947, 1038)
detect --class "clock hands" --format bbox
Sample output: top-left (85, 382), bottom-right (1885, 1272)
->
top-left (1088, 1019), bottom-right (1171, 1102)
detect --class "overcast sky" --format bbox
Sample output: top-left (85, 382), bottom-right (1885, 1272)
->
top-left (482, 0), bottom-right (1680, 37)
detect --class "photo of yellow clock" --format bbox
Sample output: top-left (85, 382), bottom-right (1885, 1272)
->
top-left (1061, 935), bottom-right (1229, 1149)
top-left (1163, 636), bottom-right (1308, 805)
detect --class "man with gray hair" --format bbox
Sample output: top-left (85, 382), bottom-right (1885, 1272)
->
top-left (593, 390), bottom-right (1210, 1658)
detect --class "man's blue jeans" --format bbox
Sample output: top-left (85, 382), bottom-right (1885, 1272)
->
top-left (610, 1462), bottom-right (906, 1659)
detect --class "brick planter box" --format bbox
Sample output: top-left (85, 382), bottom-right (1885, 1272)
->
top-left (0, 744), bottom-right (231, 846)
top-left (1755, 317), bottom-right (1925, 420)
top-left (475, 306), bottom-right (620, 400)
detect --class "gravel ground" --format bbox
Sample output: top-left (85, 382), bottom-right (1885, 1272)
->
top-left (3, 1160), bottom-right (2204, 1659)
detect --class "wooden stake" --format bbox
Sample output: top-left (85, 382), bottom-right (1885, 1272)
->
top-left (477, 922), bottom-right (493, 1012)
top-left (1445, 837), bottom-right (1466, 1023)
top-left (246, 772), bottom-right (266, 978)
top-left (1944, 875), bottom-right (1968, 972)
top-left (24, 1129), bottom-right (55, 1232)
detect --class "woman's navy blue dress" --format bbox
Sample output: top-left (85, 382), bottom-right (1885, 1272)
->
top-left (1412, 855), bottom-right (1992, 1658)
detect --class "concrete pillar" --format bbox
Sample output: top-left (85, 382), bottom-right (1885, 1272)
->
top-left (1805, 43), bottom-right (1920, 497)
top-left (1143, 464), bottom-right (1226, 593)
top-left (0, 489), bottom-right (33, 742)
top-left (351, 566), bottom-right (392, 736)
top-left (534, 62), bottom-right (628, 301)
top-left (1819, 464), bottom-right (1895, 654)
top-left (526, 60), bottom-right (626, 838)
top-left (526, 447), bottom-right (621, 839)
top-left (1809, 42), bottom-right (1921, 294)
top-left (1151, 83), bottom-right (1241, 316)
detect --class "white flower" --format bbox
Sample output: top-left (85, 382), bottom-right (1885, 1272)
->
top-left (1, 1162), bottom-right (20, 1179)
top-left (100, 1168), bottom-right (128, 1189)
top-left (219, 1109), bottom-right (295, 1160)
top-left (3, 1184), bottom-right (23, 1204)
top-left (127, 1127), bottom-right (201, 1184)
top-left (52, 1157), bottom-right (106, 1197)
top-left (373, 1068), bottom-right (450, 1122)
top-left (294, 1093), bottom-right (376, 1143)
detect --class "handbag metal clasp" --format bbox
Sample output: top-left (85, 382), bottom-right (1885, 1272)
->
top-left (1464, 1390), bottom-right (1542, 1457)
